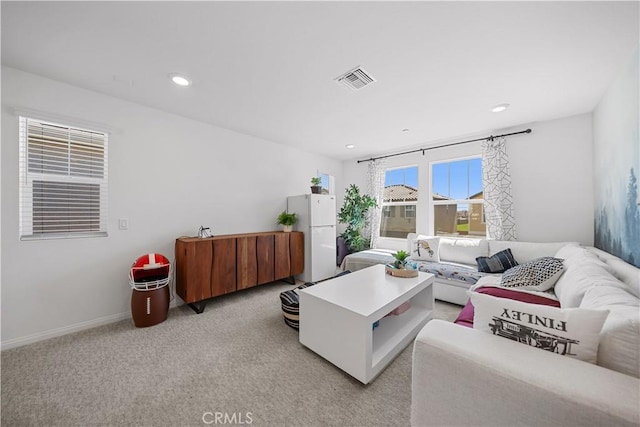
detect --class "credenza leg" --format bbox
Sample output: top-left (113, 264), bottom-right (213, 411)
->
top-left (285, 276), bottom-right (296, 285)
top-left (188, 301), bottom-right (207, 314)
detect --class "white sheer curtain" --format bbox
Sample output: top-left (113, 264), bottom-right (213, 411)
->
top-left (481, 136), bottom-right (517, 241)
top-left (366, 159), bottom-right (387, 249)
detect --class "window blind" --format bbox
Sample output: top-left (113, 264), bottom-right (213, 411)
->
top-left (19, 116), bottom-right (108, 240)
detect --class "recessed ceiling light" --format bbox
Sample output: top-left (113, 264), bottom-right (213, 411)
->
top-left (491, 103), bottom-right (510, 113)
top-left (169, 74), bottom-right (191, 87)
top-left (345, 144), bottom-right (355, 149)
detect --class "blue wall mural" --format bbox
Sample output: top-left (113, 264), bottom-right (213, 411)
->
top-left (594, 47), bottom-right (640, 267)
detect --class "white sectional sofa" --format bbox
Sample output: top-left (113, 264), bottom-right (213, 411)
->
top-left (341, 234), bottom-right (571, 305)
top-left (411, 242), bottom-right (640, 426)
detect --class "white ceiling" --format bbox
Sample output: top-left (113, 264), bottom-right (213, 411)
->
top-left (2, 1), bottom-right (638, 161)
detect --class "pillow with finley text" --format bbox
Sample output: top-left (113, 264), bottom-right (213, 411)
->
top-left (470, 292), bottom-right (609, 363)
top-left (409, 236), bottom-right (440, 262)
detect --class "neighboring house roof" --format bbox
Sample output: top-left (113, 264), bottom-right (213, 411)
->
top-left (383, 184), bottom-right (418, 202)
top-left (383, 186), bottom-right (482, 202)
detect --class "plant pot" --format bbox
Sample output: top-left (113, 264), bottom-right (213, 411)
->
top-left (310, 185), bottom-right (322, 194)
top-left (282, 225), bottom-right (292, 232)
top-left (336, 236), bottom-right (350, 266)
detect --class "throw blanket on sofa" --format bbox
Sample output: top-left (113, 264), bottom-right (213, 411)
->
top-left (341, 249), bottom-right (487, 287)
top-left (340, 249), bottom-right (396, 271)
top-left (415, 261), bottom-right (485, 285)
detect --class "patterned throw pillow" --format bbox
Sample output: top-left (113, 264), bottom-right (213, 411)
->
top-left (409, 236), bottom-right (440, 262)
top-left (470, 292), bottom-right (609, 363)
top-left (500, 257), bottom-right (564, 291)
top-left (476, 248), bottom-right (519, 273)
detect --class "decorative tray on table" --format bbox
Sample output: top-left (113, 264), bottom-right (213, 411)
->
top-left (384, 263), bottom-right (418, 278)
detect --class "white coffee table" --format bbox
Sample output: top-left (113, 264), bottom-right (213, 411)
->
top-left (298, 264), bottom-right (434, 384)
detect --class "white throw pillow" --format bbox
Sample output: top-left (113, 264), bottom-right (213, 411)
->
top-left (470, 292), bottom-right (609, 364)
top-left (408, 235), bottom-right (440, 262)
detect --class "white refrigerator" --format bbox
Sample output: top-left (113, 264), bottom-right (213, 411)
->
top-left (287, 194), bottom-right (337, 283)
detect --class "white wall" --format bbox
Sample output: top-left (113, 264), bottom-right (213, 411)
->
top-left (508, 114), bottom-right (593, 244)
top-left (342, 113), bottom-right (594, 248)
top-left (1, 67), bottom-right (342, 348)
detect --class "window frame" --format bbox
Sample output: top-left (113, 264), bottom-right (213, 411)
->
top-left (429, 156), bottom-right (485, 238)
top-left (404, 205), bottom-right (416, 218)
top-left (379, 164), bottom-right (419, 240)
top-left (19, 116), bottom-right (109, 240)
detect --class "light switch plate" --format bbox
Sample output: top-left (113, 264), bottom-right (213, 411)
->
top-left (118, 218), bottom-right (129, 230)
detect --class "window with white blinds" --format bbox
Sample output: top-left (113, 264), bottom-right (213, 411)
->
top-left (19, 116), bottom-right (108, 240)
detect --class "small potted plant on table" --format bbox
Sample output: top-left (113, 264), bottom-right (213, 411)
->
top-left (277, 211), bottom-right (297, 232)
top-left (386, 250), bottom-right (418, 277)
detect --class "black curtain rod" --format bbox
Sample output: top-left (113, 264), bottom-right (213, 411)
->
top-left (356, 128), bottom-right (532, 163)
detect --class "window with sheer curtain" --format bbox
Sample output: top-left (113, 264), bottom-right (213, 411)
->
top-left (19, 117), bottom-right (108, 240)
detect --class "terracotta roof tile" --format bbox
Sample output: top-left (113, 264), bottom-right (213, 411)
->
top-left (383, 184), bottom-right (418, 202)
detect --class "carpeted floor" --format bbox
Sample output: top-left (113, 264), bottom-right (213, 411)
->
top-left (1, 281), bottom-right (462, 426)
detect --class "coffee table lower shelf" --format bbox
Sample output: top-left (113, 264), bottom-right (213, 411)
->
top-left (299, 265), bottom-right (434, 384)
top-left (372, 304), bottom-right (432, 368)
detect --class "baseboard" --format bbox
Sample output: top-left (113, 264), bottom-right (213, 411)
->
top-left (1, 299), bottom-right (181, 351)
top-left (1, 311), bottom-right (130, 351)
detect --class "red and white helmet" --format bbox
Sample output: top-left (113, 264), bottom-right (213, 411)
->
top-left (132, 253), bottom-right (170, 271)
top-left (130, 253), bottom-right (171, 289)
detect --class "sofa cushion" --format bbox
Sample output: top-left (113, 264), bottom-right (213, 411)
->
top-left (470, 292), bottom-right (609, 363)
top-left (580, 284), bottom-right (640, 307)
top-left (408, 235), bottom-right (440, 262)
top-left (556, 244), bottom-right (611, 271)
top-left (489, 240), bottom-right (571, 264)
top-left (438, 237), bottom-right (488, 265)
top-left (455, 285), bottom-right (560, 328)
top-left (554, 258), bottom-right (627, 308)
top-left (606, 258), bottom-right (640, 299)
top-left (595, 306), bottom-right (640, 378)
top-left (500, 257), bottom-right (565, 291)
top-left (580, 286), bottom-right (640, 378)
top-left (476, 248), bottom-right (519, 273)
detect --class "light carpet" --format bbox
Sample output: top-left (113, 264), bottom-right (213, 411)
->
top-left (1, 281), bottom-right (462, 426)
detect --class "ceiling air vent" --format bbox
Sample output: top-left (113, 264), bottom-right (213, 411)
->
top-left (335, 66), bottom-right (376, 91)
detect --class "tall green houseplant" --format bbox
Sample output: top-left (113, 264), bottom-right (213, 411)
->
top-left (338, 184), bottom-right (378, 252)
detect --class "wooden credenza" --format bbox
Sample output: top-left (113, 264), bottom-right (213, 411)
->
top-left (175, 231), bottom-right (304, 313)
